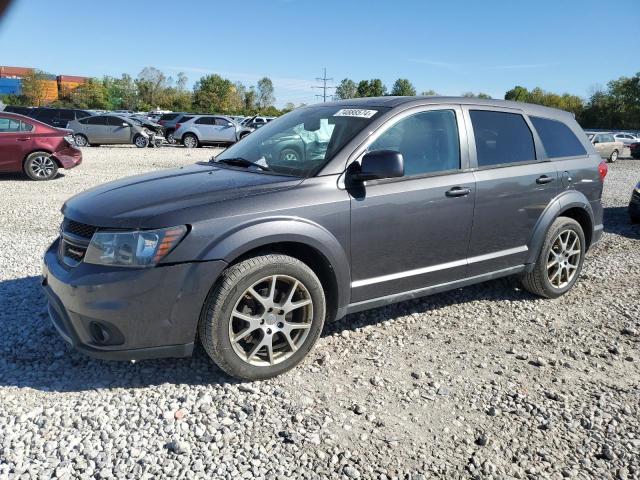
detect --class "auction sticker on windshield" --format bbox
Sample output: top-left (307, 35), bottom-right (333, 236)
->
top-left (333, 109), bottom-right (378, 118)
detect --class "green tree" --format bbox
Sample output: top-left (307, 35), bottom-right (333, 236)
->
top-left (356, 79), bottom-right (387, 97)
top-left (504, 85), bottom-right (529, 102)
top-left (20, 70), bottom-right (48, 106)
top-left (256, 77), bottom-right (275, 109)
top-left (244, 86), bottom-right (257, 113)
top-left (390, 78), bottom-right (416, 96)
top-left (335, 78), bottom-right (357, 99)
top-left (420, 89), bottom-right (439, 96)
top-left (192, 74), bottom-right (236, 113)
top-left (462, 91), bottom-right (492, 99)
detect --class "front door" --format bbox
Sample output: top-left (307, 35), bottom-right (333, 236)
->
top-left (107, 116), bottom-right (133, 144)
top-left (349, 106), bottom-right (475, 303)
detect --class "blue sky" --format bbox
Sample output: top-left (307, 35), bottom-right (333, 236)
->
top-left (1, 0), bottom-right (638, 106)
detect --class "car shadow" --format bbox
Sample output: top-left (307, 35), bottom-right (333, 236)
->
top-left (0, 274), bottom-right (532, 392)
top-left (603, 206), bottom-right (639, 240)
top-left (0, 172), bottom-right (66, 181)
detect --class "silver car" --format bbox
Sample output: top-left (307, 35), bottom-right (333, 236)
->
top-left (586, 132), bottom-right (623, 163)
top-left (174, 115), bottom-right (253, 148)
top-left (68, 114), bottom-right (162, 148)
top-left (613, 132), bottom-right (640, 145)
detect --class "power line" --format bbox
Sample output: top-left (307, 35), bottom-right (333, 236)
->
top-left (312, 67), bottom-right (336, 102)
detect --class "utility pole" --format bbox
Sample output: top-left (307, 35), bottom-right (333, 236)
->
top-left (312, 68), bottom-right (335, 102)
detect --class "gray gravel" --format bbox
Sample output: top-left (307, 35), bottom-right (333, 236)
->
top-left (0, 146), bottom-right (638, 479)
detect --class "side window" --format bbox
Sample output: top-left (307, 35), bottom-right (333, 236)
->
top-left (76, 110), bottom-right (90, 119)
top-left (604, 134), bottom-right (615, 143)
top-left (107, 116), bottom-right (127, 126)
top-left (0, 117), bottom-right (21, 132)
top-left (470, 110), bottom-right (536, 167)
top-left (215, 117), bottom-right (231, 126)
top-left (369, 109), bottom-right (461, 176)
top-left (195, 117), bottom-right (213, 125)
top-left (35, 109), bottom-right (59, 124)
top-left (20, 121), bottom-right (34, 132)
top-left (59, 110), bottom-right (75, 121)
top-left (87, 116), bottom-right (109, 125)
top-left (178, 115), bottom-right (193, 123)
top-left (529, 116), bottom-right (586, 158)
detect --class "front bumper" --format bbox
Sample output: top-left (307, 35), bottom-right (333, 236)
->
top-left (54, 146), bottom-right (82, 169)
top-left (42, 239), bottom-right (227, 360)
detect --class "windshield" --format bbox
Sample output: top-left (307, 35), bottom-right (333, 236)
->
top-left (215, 105), bottom-right (389, 177)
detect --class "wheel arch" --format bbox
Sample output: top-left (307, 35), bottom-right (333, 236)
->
top-left (199, 219), bottom-right (351, 322)
top-left (23, 149), bottom-right (61, 168)
top-left (526, 191), bottom-right (595, 266)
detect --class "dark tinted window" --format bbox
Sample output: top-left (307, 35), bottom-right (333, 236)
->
top-left (470, 110), bottom-right (536, 167)
top-left (76, 110), bottom-right (91, 119)
top-left (214, 117), bottom-right (232, 126)
top-left (530, 116), bottom-right (586, 158)
top-left (195, 116), bottom-right (215, 125)
top-left (178, 115), bottom-right (193, 123)
top-left (369, 109), bottom-right (460, 176)
top-left (160, 113), bottom-right (179, 121)
top-left (107, 116), bottom-right (128, 126)
top-left (78, 117), bottom-right (91, 125)
top-left (35, 109), bottom-right (59, 123)
top-left (20, 121), bottom-right (33, 132)
top-left (0, 117), bottom-right (21, 132)
top-left (59, 110), bottom-right (75, 121)
top-left (86, 116), bottom-right (109, 125)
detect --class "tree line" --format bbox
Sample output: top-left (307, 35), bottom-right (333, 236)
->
top-left (3, 68), bottom-right (639, 129)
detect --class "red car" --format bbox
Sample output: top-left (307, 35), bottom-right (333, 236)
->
top-left (0, 111), bottom-right (82, 180)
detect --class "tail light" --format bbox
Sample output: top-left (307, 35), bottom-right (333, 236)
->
top-left (598, 160), bottom-right (608, 181)
top-left (174, 123), bottom-right (181, 131)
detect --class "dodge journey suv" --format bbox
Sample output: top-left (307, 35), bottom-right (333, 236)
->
top-left (42, 97), bottom-right (606, 380)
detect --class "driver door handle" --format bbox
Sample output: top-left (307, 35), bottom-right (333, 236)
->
top-left (536, 175), bottom-right (554, 184)
top-left (17, 137), bottom-right (30, 141)
top-left (445, 187), bottom-right (471, 197)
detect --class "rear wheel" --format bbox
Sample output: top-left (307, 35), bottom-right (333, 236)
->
top-left (134, 135), bottom-right (149, 148)
top-left (198, 254), bottom-right (326, 380)
top-left (521, 217), bottom-right (585, 298)
top-left (608, 150), bottom-right (618, 163)
top-left (183, 133), bottom-right (198, 148)
top-left (166, 129), bottom-right (176, 144)
top-left (74, 134), bottom-right (88, 147)
top-left (24, 152), bottom-right (59, 181)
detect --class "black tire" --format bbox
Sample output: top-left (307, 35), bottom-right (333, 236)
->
top-left (24, 151), bottom-right (59, 181)
top-left (521, 217), bottom-right (585, 299)
top-left (198, 254), bottom-right (326, 380)
top-left (279, 147), bottom-right (301, 162)
top-left (153, 137), bottom-right (163, 148)
top-left (166, 129), bottom-right (176, 144)
top-left (183, 133), bottom-right (198, 148)
top-left (608, 150), bottom-right (618, 163)
top-left (134, 135), bottom-right (149, 148)
top-left (74, 134), bottom-right (88, 147)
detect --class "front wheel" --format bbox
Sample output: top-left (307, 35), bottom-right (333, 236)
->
top-left (24, 152), bottom-right (59, 181)
top-left (166, 130), bottom-right (176, 144)
top-left (74, 134), bottom-right (88, 147)
top-left (521, 217), bottom-right (585, 298)
top-left (198, 254), bottom-right (326, 380)
top-left (134, 135), bottom-right (149, 148)
top-left (182, 133), bottom-right (198, 148)
top-left (608, 150), bottom-right (618, 163)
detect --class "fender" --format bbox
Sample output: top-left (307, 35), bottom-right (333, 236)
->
top-left (525, 190), bottom-right (594, 268)
top-left (199, 216), bottom-right (352, 313)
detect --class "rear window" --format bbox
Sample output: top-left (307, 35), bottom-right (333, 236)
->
top-left (160, 113), bottom-right (179, 121)
top-left (21, 121), bottom-right (33, 132)
top-left (178, 115), bottom-right (193, 123)
top-left (469, 110), bottom-right (536, 167)
top-left (530, 116), bottom-right (587, 158)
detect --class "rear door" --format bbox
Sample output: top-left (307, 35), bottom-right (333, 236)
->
top-left (194, 116), bottom-right (218, 142)
top-left (0, 116), bottom-right (31, 171)
top-left (464, 107), bottom-right (558, 275)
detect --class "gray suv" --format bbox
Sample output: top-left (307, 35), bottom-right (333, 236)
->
top-left (42, 97), bottom-right (606, 380)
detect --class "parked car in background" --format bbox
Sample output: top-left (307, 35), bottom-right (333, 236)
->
top-left (0, 111), bottom-right (81, 180)
top-left (613, 132), bottom-right (640, 145)
top-left (157, 112), bottom-right (194, 144)
top-left (629, 142), bottom-right (640, 159)
top-left (68, 114), bottom-right (163, 148)
top-left (629, 180), bottom-right (640, 223)
top-left (242, 115), bottom-right (275, 129)
top-left (43, 97), bottom-right (606, 380)
top-left (174, 115), bottom-right (253, 148)
top-left (113, 109), bottom-right (134, 115)
top-left (3, 106), bottom-right (93, 129)
top-left (586, 132), bottom-right (622, 162)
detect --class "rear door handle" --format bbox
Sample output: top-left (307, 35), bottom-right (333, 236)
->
top-left (536, 175), bottom-right (554, 184)
top-left (17, 137), bottom-right (30, 141)
top-left (445, 187), bottom-right (471, 197)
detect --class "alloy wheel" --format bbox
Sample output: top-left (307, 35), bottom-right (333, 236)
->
top-left (228, 275), bottom-right (313, 366)
top-left (30, 155), bottom-right (56, 179)
top-left (135, 136), bottom-right (148, 148)
top-left (546, 229), bottom-right (581, 289)
top-left (280, 149), bottom-right (299, 162)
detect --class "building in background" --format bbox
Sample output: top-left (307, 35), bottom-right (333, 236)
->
top-left (0, 66), bottom-right (88, 104)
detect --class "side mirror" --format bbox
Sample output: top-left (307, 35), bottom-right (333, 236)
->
top-left (122, 122), bottom-right (129, 127)
top-left (350, 150), bottom-right (404, 182)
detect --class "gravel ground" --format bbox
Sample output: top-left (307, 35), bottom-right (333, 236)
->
top-left (0, 146), bottom-right (638, 480)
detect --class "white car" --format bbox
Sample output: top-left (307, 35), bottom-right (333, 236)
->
top-left (613, 132), bottom-right (640, 145)
top-left (174, 115), bottom-right (254, 148)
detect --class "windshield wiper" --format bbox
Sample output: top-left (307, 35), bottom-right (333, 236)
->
top-left (214, 157), bottom-right (271, 171)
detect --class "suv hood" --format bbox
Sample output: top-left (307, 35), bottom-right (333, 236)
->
top-left (63, 163), bottom-right (302, 228)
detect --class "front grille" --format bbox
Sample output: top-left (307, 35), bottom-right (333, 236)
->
top-left (59, 218), bottom-right (96, 267)
top-left (63, 219), bottom-right (97, 239)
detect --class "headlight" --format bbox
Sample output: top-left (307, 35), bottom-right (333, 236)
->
top-left (84, 226), bottom-right (187, 268)
top-left (64, 134), bottom-right (75, 144)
